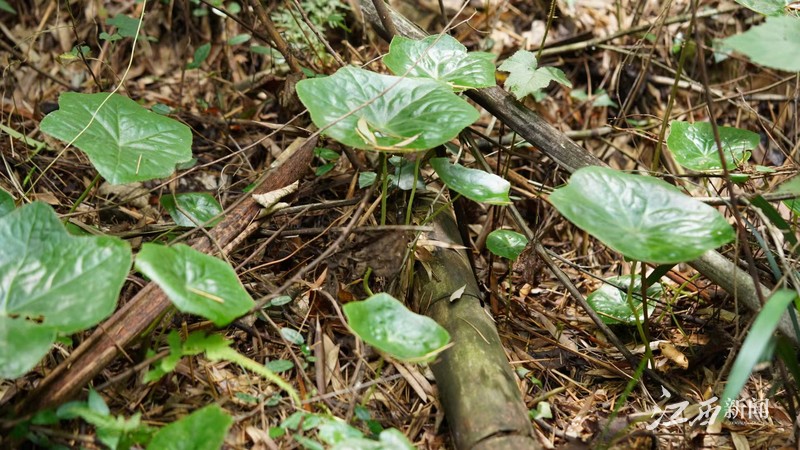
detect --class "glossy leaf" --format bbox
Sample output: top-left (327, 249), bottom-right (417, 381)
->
top-left (667, 121), bottom-right (758, 171)
top-left (383, 35), bottom-right (496, 89)
top-left (723, 16), bottom-right (800, 72)
top-left (549, 166), bottom-right (735, 264)
top-left (0, 188), bottom-right (13, 218)
top-left (296, 66), bottom-right (478, 152)
top-left (486, 229), bottom-right (528, 260)
top-left (40, 92), bottom-right (193, 184)
top-left (135, 243), bottom-right (254, 326)
top-left (160, 193), bottom-right (223, 227)
top-left (430, 157), bottom-right (510, 205)
top-left (498, 50), bottom-right (572, 100)
top-left (147, 405), bottom-right (233, 450)
top-left (343, 293), bottom-right (450, 363)
top-left (719, 289), bottom-right (797, 419)
top-left (0, 202), bottom-right (131, 379)
top-left (734, 0), bottom-right (793, 16)
top-left (586, 275), bottom-right (662, 325)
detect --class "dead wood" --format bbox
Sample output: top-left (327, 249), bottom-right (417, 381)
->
top-left (17, 137), bottom-right (317, 415)
top-left (413, 196), bottom-right (540, 450)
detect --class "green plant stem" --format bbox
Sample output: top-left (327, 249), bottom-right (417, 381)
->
top-left (625, 261), bottom-right (653, 366)
top-left (651, 14), bottom-right (694, 173)
top-left (380, 154), bottom-right (389, 226)
top-left (67, 173), bottom-right (101, 217)
top-left (404, 156), bottom-right (422, 225)
top-left (362, 267), bottom-right (375, 296)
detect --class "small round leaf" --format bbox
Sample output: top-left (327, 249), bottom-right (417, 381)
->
top-left (586, 275), bottom-right (662, 325)
top-left (160, 193), bottom-right (223, 227)
top-left (549, 166), bottom-right (735, 264)
top-left (343, 293), bottom-right (450, 363)
top-left (486, 230), bottom-right (528, 260)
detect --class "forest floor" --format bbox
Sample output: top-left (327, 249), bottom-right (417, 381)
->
top-left (1, 0), bottom-right (798, 449)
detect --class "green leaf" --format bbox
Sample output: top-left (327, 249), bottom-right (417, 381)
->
top-left (667, 121), bottom-right (759, 171)
top-left (734, 0), bottom-right (793, 16)
top-left (160, 193), bottom-right (223, 227)
top-left (331, 429), bottom-right (415, 450)
top-left (719, 289), bottom-right (797, 419)
top-left (265, 359), bottom-right (294, 372)
top-left (40, 93), bottom-right (193, 185)
top-left (486, 230), bottom-right (528, 260)
top-left (343, 293), bottom-right (450, 363)
top-left (296, 66), bottom-right (479, 152)
top-left (134, 243), bottom-right (254, 326)
top-left (498, 50), bottom-right (572, 100)
top-left (0, 202), bottom-right (131, 379)
top-left (0, 188), bottom-right (14, 218)
top-left (58, 402), bottom-right (154, 449)
top-left (0, 0), bottom-right (16, 14)
top-left (586, 275), bottom-right (662, 325)
top-left (317, 418), bottom-right (364, 445)
top-left (382, 35), bottom-right (496, 90)
top-left (187, 43), bottom-right (212, 69)
top-left (226, 33), bottom-right (251, 45)
top-left (430, 157), bottom-right (510, 205)
top-left (106, 14), bottom-right (142, 38)
top-left (147, 405), bottom-right (233, 450)
top-left (314, 147), bottom-right (340, 160)
top-left (723, 16), bottom-right (800, 72)
top-left (549, 166), bottom-right (735, 264)
top-left (358, 172), bottom-right (377, 188)
top-left (280, 327), bottom-right (305, 345)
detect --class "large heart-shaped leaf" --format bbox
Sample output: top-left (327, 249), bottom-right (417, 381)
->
top-left (667, 121), bottom-right (759, 171)
top-left (146, 405), bottom-right (233, 450)
top-left (343, 293), bottom-right (450, 363)
top-left (135, 243), bottom-right (254, 326)
top-left (723, 16), bottom-right (800, 72)
top-left (296, 66), bottom-right (478, 152)
top-left (549, 166), bottom-right (735, 264)
top-left (430, 157), bottom-right (510, 205)
top-left (40, 92), bottom-right (193, 184)
top-left (586, 275), bottom-right (662, 325)
top-left (0, 202), bottom-right (131, 378)
top-left (160, 193), bottom-right (223, 227)
top-left (382, 35), bottom-right (496, 90)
